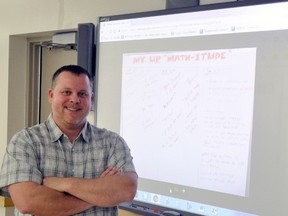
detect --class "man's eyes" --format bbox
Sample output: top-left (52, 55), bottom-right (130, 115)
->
top-left (78, 92), bottom-right (89, 98)
top-left (61, 90), bottom-right (88, 97)
top-left (62, 90), bottom-right (71, 95)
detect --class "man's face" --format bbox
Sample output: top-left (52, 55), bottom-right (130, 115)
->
top-left (48, 71), bottom-right (93, 130)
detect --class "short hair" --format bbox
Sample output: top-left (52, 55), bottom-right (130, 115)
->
top-left (51, 65), bottom-right (93, 89)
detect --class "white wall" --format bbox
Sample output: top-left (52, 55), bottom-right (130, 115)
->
top-left (0, 0), bottom-right (232, 215)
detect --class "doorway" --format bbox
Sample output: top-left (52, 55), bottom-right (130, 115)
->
top-left (28, 37), bottom-right (94, 126)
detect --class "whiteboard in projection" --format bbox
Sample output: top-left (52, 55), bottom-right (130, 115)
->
top-left (120, 48), bottom-right (256, 197)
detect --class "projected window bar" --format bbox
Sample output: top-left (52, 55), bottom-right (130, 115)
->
top-left (135, 190), bottom-right (258, 216)
top-left (99, 2), bottom-right (288, 42)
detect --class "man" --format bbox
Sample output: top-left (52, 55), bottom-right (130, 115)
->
top-left (0, 65), bottom-right (137, 215)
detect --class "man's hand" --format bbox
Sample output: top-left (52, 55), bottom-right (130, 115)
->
top-left (100, 167), bottom-right (121, 178)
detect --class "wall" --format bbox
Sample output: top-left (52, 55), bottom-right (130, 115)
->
top-left (0, 0), bottom-right (233, 215)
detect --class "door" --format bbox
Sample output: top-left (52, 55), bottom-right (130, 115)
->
top-left (40, 46), bottom-right (77, 123)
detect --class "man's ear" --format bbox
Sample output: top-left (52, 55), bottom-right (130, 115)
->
top-left (48, 88), bottom-right (53, 103)
top-left (91, 92), bottom-right (94, 102)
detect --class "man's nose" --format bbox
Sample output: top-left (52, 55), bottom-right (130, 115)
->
top-left (70, 94), bottom-right (80, 103)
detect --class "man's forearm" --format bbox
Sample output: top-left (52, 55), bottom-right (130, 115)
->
top-left (8, 182), bottom-right (92, 216)
top-left (35, 192), bottom-right (92, 216)
top-left (44, 172), bottom-right (138, 207)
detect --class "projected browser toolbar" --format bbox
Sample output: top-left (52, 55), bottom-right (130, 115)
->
top-left (99, 2), bottom-right (288, 42)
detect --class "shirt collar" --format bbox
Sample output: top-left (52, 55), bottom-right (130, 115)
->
top-left (46, 114), bottom-right (90, 143)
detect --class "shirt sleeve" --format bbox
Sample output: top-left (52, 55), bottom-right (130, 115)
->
top-left (0, 129), bottom-right (43, 197)
top-left (107, 131), bottom-right (137, 174)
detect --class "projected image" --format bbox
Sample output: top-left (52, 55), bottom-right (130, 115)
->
top-left (120, 48), bottom-right (256, 197)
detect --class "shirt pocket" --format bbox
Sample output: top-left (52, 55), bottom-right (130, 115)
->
top-left (40, 156), bottom-right (67, 177)
top-left (38, 144), bottom-right (68, 177)
top-left (84, 158), bottom-right (107, 178)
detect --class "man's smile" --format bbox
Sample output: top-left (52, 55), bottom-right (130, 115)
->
top-left (65, 106), bottom-right (81, 112)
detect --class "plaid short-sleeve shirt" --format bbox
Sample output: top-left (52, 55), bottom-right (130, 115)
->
top-left (0, 115), bottom-right (136, 216)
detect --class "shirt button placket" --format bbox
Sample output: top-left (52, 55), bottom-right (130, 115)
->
top-left (71, 148), bottom-right (75, 176)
